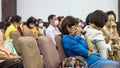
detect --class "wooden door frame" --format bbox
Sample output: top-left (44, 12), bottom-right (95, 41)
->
top-left (2, 0), bottom-right (17, 22)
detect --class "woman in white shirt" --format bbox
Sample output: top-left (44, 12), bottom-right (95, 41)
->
top-left (84, 10), bottom-right (112, 59)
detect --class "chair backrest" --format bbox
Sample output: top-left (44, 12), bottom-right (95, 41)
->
top-left (37, 36), bottom-right (61, 68)
top-left (10, 31), bottom-right (21, 55)
top-left (18, 37), bottom-right (43, 68)
top-left (23, 30), bottom-right (34, 37)
top-left (55, 35), bottom-right (67, 62)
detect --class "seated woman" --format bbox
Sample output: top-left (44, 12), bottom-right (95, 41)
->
top-left (5, 15), bottom-right (23, 40)
top-left (61, 11), bottom-right (119, 68)
top-left (102, 11), bottom-right (120, 61)
top-left (0, 29), bottom-right (23, 68)
top-left (23, 17), bottom-right (42, 38)
top-left (35, 19), bottom-right (46, 35)
top-left (84, 11), bottom-right (112, 59)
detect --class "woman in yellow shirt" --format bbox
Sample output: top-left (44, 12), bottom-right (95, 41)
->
top-left (5, 15), bottom-right (22, 40)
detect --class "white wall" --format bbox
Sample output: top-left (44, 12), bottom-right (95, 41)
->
top-left (17, 0), bottom-right (118, 22)
top-left (0, 0), bottom-right (1, 21)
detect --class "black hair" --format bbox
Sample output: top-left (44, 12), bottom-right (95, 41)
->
top-left (35, 19), bottom-right (43, 27)
top-left (90, 10), bottom-right (108, 28)
top-left (106, 11), bottom-right (116, 21)
top-left (5, 16), bottom-right (12, 22)
top-left (57, 16), bottom-right (64, 22)
top-left (76, 18), bottom-right (83, 23)
top-left (37, 19), bottom-right (43, 23)
top-left (0, 22), bottom-right (5, 29)
top-left (26, 16), bottom-right (36, 26)
top-left (86, 13), bottom-right (93, 25)
top-left (4, 16), bottom-right (12, 29)
top-left (11, 15), bottom-right (21, 23)
top-left (48, 14), bottom-right (56, 23)
top-left (61, 16), bottom-right (79, 34)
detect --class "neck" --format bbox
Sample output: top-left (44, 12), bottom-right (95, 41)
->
top-left (50, 24), bottom-right (56, 28)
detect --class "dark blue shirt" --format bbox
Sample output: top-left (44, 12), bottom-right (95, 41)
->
top-left (62, 35), bottom-right (101, 66)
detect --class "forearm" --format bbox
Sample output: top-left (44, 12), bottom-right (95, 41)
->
top-left (83, 34), bottom-right (93, 51)
top-left (0, 56), bottom-right (12, 60)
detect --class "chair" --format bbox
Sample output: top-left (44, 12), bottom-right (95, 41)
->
top-left (10, 31), bottom-right (21, 55)
top-left (55, 35), bottom-right (67, 62)
top-left (23, 30), bottom-right (34, 37)
top-left (9, 30), bottom-right (35, 56)
top-left (18, 37), bottom-right (43, 68)
top-left (37, 36), bottom-right (61, 68)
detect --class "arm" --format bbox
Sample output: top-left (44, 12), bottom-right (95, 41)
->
top-left (46, 30), bottom-right (55, 39)
top-left (65, 38), bottom-right (89, 58)
top-left (46, 29), bottom-right (56, 44)
top-left (83, 34), bottom-right (94, 52)
top-left (95, 40), bottom-right (109, 59)
top-left (0, 56), bottom-right (20, 60)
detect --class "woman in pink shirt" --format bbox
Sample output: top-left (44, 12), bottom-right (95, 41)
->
top-left (0, 22), bottom-right (23, 68)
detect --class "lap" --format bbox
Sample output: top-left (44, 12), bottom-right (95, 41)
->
top-left (89, 58), bottom-right (119, 68)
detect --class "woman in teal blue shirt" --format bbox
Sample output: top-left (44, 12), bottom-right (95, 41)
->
top-left (61, 10), bottom-right (119, 68)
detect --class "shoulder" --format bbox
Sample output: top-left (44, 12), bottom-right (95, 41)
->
top-left (62, 35), bottom-right (81, 43)
top-left (85, 27), bottom-right (99, 34)
top-left (23, 25), bottom-right (28, 28)
top-left (62, 35), bottom-right (73, 42)
top-left (85, 27), bottom-right (104, 40)
top-left (6, 24), bottom-right (15, 31)
top-left (46, 25), bottom-right (54, 32)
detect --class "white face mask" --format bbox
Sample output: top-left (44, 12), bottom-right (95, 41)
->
top-left (29, 24), bottom-right (35, 28)
top-left (54, 20), bottom-right (59, 26)
top-left (39, 23), bottom-right (43, 27)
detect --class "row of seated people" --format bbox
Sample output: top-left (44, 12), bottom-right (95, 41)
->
top-left (0, 13), bottom-right (65, 67)
top-left (0, 10), bottom-right (120, 68)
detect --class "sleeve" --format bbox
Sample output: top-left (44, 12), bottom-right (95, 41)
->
top-left (95, 40), bottom-right (108, 59)
top-left (46, 29), bottom-right (56, 44)
top-left (67, 38), bottom-right (89, 58)
top-left (5, 28), bottom-right (10, 40)
top-left (94, 36), bottom-right (108, 59)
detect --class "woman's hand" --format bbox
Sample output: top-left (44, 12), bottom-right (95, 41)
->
top-left (76, 27), bottom-right (83, 35)
top-left (110, 37), bottom-right (120, 43)
top-left (88, 51), bottom-right (94, 56)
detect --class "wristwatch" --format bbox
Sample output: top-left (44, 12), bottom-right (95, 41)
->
top-left (81, 31), bottom-right (86, 35)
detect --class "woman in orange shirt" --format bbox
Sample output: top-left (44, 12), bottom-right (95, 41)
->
top-left (23, 17), bottom-right (42, 38)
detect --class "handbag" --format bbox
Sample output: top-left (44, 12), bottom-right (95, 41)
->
top-left (59, 56), bottom-right (88, 68)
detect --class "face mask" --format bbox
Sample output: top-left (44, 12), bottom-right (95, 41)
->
top-left (29, 24), bottom-right (34, 28)
top-left (39, 23), bottom-right (43, 27)
top-left (54, 20), bottom-right (59, 26)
